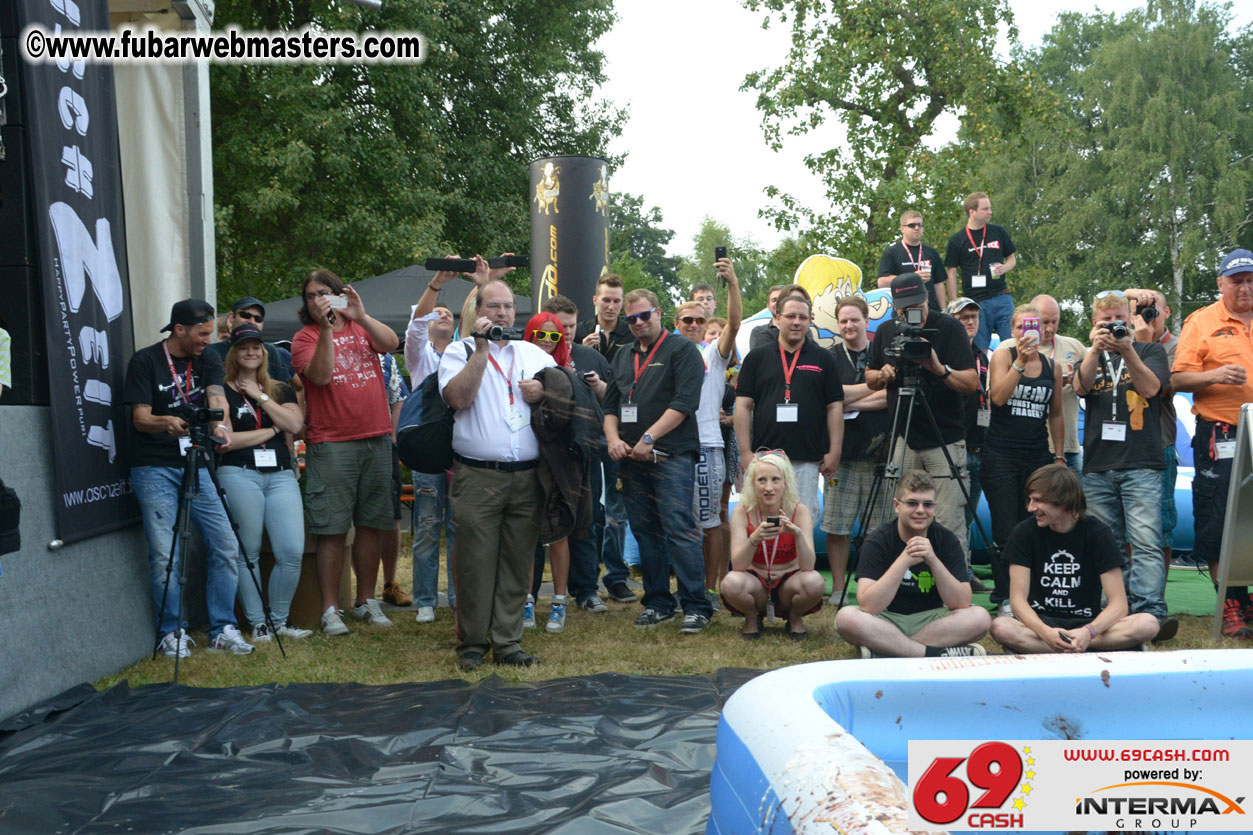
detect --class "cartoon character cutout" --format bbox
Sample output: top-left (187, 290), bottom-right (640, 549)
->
top-left (534, 162), bottom-right (560, 214)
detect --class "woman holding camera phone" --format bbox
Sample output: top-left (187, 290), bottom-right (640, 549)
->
top-left (982, 304), bottom-right (1065, 611)
top-left (724, 452), bottom-right (823, 640)
top-left (217, 324), bottom-right (310, 642)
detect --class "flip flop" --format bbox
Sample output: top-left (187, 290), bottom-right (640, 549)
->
top-left (788, 630), bottom-right (810, 641)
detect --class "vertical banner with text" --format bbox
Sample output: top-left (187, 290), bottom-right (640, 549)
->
top-left (19, 0), bottom-right (138, 542)
top-left (529, 156), bottom-right (610, 314)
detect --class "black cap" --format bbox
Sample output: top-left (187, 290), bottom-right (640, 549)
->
top-left (161, 298), bottom-right (215, 333)
top-left (229, 324), bottom-right (264, 346)
top-left (889, 272), bottom-right (928, 308)
top-left (231, 296), bottom-right (266, 315)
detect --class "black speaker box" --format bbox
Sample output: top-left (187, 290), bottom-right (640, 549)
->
top-left (2, 265), bottom-right (50, 405)
top-left (0, 4), bottom-right (21, 39)
top-left (1, 38), bottom-right (27, 127)
top-left (0, 125), bottom-right (39, 268)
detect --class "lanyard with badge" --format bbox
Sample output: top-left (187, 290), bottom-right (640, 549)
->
top-left (487, 348), bottom-right (528, 432)
top-left (966, 226), bottom-right (989, 289)
top-left (841, 343), bottom-right (865, 421)
top-left (622, 330), bottom-right (668, 424)
top-left (1099, 352), bottom-right (1128, 442)
top-left (239, 392), bottom-right (279, 468)
top-left (756, 509), bottom-right (785, 622)
top-left (163, 342), bottom-right (197, 456)
top-left (777, 341), bottom-right (801, 423)
top-left (976, 352), bottom-right (991, 427)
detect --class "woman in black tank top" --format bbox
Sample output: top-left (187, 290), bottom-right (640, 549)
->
top-left (981, 304), bottom-right (1066, 608)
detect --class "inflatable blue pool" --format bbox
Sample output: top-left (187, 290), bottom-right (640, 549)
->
top-left (708, 650), bottom-right (1253, 834)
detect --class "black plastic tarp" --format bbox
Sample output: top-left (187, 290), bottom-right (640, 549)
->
top-left (0, 671), bottom-right (761, 834)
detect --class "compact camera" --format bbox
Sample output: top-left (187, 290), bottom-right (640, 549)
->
top-left (1099, 320), bottom-right (1129, 340)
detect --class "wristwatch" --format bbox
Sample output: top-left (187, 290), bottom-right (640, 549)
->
top-left (1012, 362), bottom-right (1027, 374)
top-left (642, 433), bottom-right (655, 445)
top-left (940, 364), bottom-right (953, 379)
top-left (258, 393), bottom-right (270, 404)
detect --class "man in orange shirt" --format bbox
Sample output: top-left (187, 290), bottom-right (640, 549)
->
top-left (1172, 249), bottom-right (1253, 638)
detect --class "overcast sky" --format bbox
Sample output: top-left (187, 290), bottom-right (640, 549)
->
top-left (595, 0), bottom-right (1252, 258)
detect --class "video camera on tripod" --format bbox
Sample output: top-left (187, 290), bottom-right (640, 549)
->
top-left (886, 307), bottom-right (939, 364)
top-left (173, 405), bottom-right (226, 444)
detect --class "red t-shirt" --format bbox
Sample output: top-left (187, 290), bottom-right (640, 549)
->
top-left (291, 321), bottom-right (392, 443)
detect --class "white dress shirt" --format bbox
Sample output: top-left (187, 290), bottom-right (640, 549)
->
top-left (404, 313), bottom-right (443, 388)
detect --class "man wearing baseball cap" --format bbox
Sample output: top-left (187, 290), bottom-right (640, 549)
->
top-left (205, 297), bottom-right (293, 382)
top-left (866, 274), bottom-right (978, 558)
top-left (1172, 248), bottom-right (1253, 638)
top-left (947, 296), bottom-right (990, 592)
top-left (123, 299), bottom-right (254, 657)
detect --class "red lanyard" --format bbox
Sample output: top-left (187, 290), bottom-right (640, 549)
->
top-left (976, 353), bottom-right (988, 409)
top-left (239, 391), bottom-right (262, 429)
top-left (778, 341), bottom-right (801, 403)
top-left (904, 241), bottom-right (923, 270)
top-left (629, 330), bottom-right (668, 402)
top-left (162, 341), bottom-right (194, 405)
top-left (965, 225), bottom-right (987, 273)
top-left (486, 350), bottom-right (516, 405)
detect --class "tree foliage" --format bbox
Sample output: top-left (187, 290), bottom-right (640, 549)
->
top-left (211, 0), bottom-right (624, 306)
top-left (609, 192), bottom-right (681, 294)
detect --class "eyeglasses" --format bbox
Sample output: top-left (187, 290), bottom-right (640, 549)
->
top-left (898, 499), bottom-right (938, 510)
top-left (304, 289), bottom-right (334, 301)
top-left (957, 313), bottom-right (980, 323)
top-left (903, 222), bottom-right (923, 229)
top-left (484, 302), bottom-right (515, 312)
top-left (625, 307), bottom-right (659, 325)
top-left (678, 315), bottom-right (707, 325)
top-left (532, 330), bottom-right (563, 343)
top-left (1094, 290), bottom-right (1125, 300)
top-left (235, 310), bottom-right (265, 324)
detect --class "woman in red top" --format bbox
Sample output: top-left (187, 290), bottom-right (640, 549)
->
top-left (724, 452), bottom-right (824, 639)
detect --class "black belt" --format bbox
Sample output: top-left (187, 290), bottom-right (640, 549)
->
top-left (455, 454), bottom-right (537, 472)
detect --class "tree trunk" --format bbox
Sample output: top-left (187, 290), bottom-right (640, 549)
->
top-left (1169, 216), bottom-right (1184, 334)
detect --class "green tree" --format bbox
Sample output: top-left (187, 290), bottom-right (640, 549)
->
top-left (743, 0), bottom-right (1035, 276)
top-left (212, 0), bottom-right (624, 307)
top-left (609, 192), bottom-right (681, 294)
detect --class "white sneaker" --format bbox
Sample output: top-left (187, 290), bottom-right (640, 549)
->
top-left (350, 598), bottom-right (393, 626)
top-left (209, 624), bottom-right (255, 654)
top-left (523, 594), bottom-right (537, 629)
top-left (546, 596), bottom-right (567, 633)
top-left (276, 622), bottom-right (313, 639)
top-left (321, 606), bottom-right (349, 636)
top-left (160, 629), bottom-right (194, 658)
top-left (251, 623), bottom-right (273, 644)
top-left (415, 605), bottom-right (436, 623)
top-left (998, 601), bottom-right (1013, 617)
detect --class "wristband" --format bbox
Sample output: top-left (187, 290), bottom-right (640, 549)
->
top-left (1012, 363), bottom-right (1027, 374)
top-left (1084, 623), bottom-right (1097, 639)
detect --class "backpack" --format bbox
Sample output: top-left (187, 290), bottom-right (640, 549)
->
top-left (396, 342), bottom-right (473, 474)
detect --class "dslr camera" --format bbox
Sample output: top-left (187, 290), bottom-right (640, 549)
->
top-left (888, 307), bottom-right (938, 362)
top-left (1132, 295), bottom-right (1159, 323)
top-left (479, 325), bottom-right (526, 341)
top-left (1099, 320), bottom-right (1129, 340)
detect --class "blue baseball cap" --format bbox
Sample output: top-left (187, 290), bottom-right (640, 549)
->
top-left (1219, 249), bottom-right (1253, 277)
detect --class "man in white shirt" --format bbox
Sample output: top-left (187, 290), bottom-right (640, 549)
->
top-left (439, 272), bottom-right (555, 671)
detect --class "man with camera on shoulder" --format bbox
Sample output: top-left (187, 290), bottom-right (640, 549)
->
top-left (866, 273), bottom-right (978, 558)
top-left (1072, 289), bottom-right (1175, 642)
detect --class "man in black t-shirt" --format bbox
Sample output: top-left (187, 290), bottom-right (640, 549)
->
top-left (944, 192), bottom-right (1017, 350)
top-left (1072, 290), bottom-right (1174, 636)
top-left (990, 465), bottom-right (1160, 653)
top-left (878, 210), bottom-right (945, 312)
top-left (123, 299), bottom-right (253, 658)
top-left (867, 273), bottom-right (978, 558)
top-left (735, 294), bottom-right (843, 514)
top-left (835, 471), bottom-right (991, 657)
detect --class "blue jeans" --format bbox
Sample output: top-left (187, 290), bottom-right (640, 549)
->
top-left (1161, 444), bottom-right (1178, 550)
top-left (218, 466), bottom-right (305, 626)
top-left (1064, 450), bottom-right (1082, 474)
top-left (974, 292), bottom-right (1015, 351)
top-left (1082, 468), bottom-right (1165, 620)
top-left (132, 465), bottom-right (240, 638)
top-left (412, 471), bottom-right (456, 609)
top-left (619, 453), bottom-right (711, 617)
top-left (600, 455), bottom-right (630, 588)
top-left (964, 449), bottom-right (983, 528)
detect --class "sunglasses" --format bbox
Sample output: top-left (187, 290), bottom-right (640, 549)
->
top-left (235, 310), bottom-right (265, 324)
top-left (625, 307), bottom-right (659, 325)
top-left (679, 315), bottom-right (707, 325)
top-left (902, 222), bottom-right (923, 229)
top-left (532, 330), bottom-right (563, 343)
top-left (1094, 290), bottom-right (1126, 300)
top-left (753, 448), bottom-right (787, 459)
top-left (898, 499), bottom-right (938, 510)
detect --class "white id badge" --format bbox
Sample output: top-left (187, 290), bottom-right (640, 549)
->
top-left (178, 436), bottom-right (192, 456)
top-left (977, 408), bottom-right (991, 427)
top-left (1216, 440), bottom-right (1236, 460)
top-left (1101, 421), bottom-right (1127, 442)
top-left (843, 409), bottom-right (860, 421)
top-left (505, 410), bottom-right (529, 432)
top-left (776, 403), bottom-right (799, 423)
top-left (621, 405), bottom-right (639, 424)
top-left (253, 448), bottom-right (278, 468)
top-left (972, 274), bottom-right (988, 289)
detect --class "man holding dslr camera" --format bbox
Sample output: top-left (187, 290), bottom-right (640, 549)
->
top-left (124, 299), bottom-right (253, 658)
top-left (867, 273), bottom-right (977, 557)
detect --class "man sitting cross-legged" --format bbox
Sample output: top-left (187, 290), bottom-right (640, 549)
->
top-left (990, 464), bottom-right (1159, 654)
top-left (835, 470), bottom-right (991, 658)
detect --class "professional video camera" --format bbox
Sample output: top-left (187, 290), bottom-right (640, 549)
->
top-left (1099, 320), bottom-right (1130, 340)
top-left (177, 406), bottom-right (224, 425)
top-left (887, 307), bottom-right (939, 363)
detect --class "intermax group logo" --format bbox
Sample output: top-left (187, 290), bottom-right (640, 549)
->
top-left (1075, 781), bottom-right (1245, 831)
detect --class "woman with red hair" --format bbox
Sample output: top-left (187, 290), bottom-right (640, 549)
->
top-left (523, 311), bottom-right (573, 632)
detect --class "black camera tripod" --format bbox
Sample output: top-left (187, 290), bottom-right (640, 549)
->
top-left (151, 420), bottom-right (285, 680)
top-left (831, 360), bottom-right (995, 608)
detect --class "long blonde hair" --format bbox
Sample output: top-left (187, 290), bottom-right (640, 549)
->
top-left (739, 453), bottom-right (800, 517)
top-left (225, 340), bottom-right (281, 401)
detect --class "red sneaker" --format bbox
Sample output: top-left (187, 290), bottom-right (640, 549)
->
top-left (1222, 598), bottom-right (1252, 639)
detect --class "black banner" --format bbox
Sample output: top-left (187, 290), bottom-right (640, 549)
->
top-left (529, 156), bottom-right (610, 314)
top-left (19, 0), bottom-right (137, 542)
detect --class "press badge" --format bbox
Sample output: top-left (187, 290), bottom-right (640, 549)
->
top-left (1216, 440), bottom-right (1236, 460)
top-left (844, 409), bottom-right (859, 421)
top-left (1101, 421), bottom-right (1127, 442)
top-left (776, 403), bottom-right (799, 423)
top-left (972, 274), bottom-right (988, 289)
top-left (179, 437), bottom-right (192, 456)
top-left (253, 448), bottom-right (278, 468)
top-left (977, 408), bottom-right (991, 427)
top-left (621, 405), bottom-right (639, 423)
top-left (505, 410), bottom-right (529, 432)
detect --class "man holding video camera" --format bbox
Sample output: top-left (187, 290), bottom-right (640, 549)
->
top-left (866, 273), bottom-right (977, 558)
top-left (124, 299), bottom-right (252, 658)
top-left (1072, 289), bottom-right (1174, 640)
top-left (440, 272), bottom-right (556, 670)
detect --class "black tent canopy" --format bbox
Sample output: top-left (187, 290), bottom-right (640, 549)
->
top-left (259, 265), bottom-right (534, 346)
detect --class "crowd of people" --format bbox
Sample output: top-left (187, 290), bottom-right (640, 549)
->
top-left (121, 191), bottom-right (1253, 667)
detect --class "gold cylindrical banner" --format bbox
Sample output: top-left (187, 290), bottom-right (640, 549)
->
top-left (529, 156), bottom-right (610, 316)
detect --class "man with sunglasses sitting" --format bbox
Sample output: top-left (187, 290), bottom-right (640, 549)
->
top-left (603, 289), bottom-right (712, 633)
top-left (206, 297), bottom-right (293, 382)
top-left (835, 470), bottom-right (990, 658)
